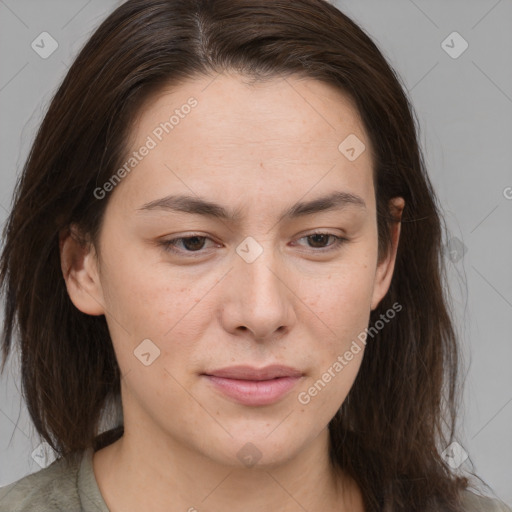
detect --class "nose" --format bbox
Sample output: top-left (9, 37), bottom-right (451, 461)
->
top-left (221, 236), bottom-right (295, 342)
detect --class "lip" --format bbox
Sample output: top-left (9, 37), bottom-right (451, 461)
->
top-left (202, 365), bottom-right (303, 406)
top-left (204, 364), bottom-right (303, 380)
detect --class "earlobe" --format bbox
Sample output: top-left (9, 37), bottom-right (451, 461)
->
top-left (59, 224), bottom-right (105, 316)
top-left (370, 197), bottom-right (405, 311)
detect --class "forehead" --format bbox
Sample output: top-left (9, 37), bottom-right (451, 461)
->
top-left (108, 72), bottom-right (374, 218)
top-left (134, 72), bottom-right (367, 148)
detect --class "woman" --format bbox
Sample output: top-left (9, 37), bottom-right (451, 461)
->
top-left (0, 1), bottom-right (509, 511)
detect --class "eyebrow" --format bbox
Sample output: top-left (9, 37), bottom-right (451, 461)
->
top-left (136, 190), bottom-right (366, 223)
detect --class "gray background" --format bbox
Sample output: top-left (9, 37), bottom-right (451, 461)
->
top-left (0, 0), bottom-right (511, 504)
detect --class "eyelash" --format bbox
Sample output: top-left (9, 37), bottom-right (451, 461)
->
top-left (159, 231), bottom-right (348, 257)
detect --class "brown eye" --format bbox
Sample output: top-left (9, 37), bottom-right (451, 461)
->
top-left (160, 235), bottom-right (215, 256)
top-left (294, 232), bottom-right (348, 252)
top-left (306, 233), bottom-right (334, 249)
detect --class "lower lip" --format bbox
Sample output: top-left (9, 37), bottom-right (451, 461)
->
top-left (204, 375), bottom-right (301, 406)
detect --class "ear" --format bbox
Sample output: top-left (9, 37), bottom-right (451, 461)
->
top-left (370, 197), bottom-right (405, 311)
top-left (59, 224), bottom-right (106, 316)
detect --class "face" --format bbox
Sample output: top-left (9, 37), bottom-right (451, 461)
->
top-left (63, 72), bottom-right (402, 468)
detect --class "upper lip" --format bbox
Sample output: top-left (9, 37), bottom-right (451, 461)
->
top-left (203, 365), bottom-right (303, 381)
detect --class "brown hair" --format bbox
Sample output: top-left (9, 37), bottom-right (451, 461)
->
top-left (0, 0), bottom-right (485, 510)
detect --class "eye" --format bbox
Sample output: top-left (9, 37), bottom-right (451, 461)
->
top-left (158, 231), bottom-right (348, 257)
top-left (159, 234), bottom-right (216, 256)
top-left (293, 231), bottom-right (348, 252)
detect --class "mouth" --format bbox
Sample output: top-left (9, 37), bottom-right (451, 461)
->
top-left (201, 365), bottom-right (304, 406)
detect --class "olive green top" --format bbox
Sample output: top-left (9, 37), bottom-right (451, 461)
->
top-left (0, 448), bottom-right (511, 511)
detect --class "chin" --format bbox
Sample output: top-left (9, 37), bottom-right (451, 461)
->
top-left (201, 432), bottom-right (305, 470)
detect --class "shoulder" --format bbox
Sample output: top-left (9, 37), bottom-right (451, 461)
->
top-left (460, 489), bottom-right (512, 512)
top-left (0, 454), bottom-right (81, 512)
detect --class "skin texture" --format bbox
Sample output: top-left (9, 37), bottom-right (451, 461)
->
top-left (60, 72), bottom-right (404, 512)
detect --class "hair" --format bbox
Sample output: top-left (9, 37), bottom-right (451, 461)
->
top-left (0, 0), bottom-right (488, 510)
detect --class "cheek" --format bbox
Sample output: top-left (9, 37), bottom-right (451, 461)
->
top-left (100, 241), bottom-right (188, 329)
top-left (295, 269), bottom-right (372, 417)
top-left (99, 252), bottom-right (215, 371)
top-left (295, 257), bottom-right (374, 414)
top-left (307, 257), bottom-right (376, 334)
